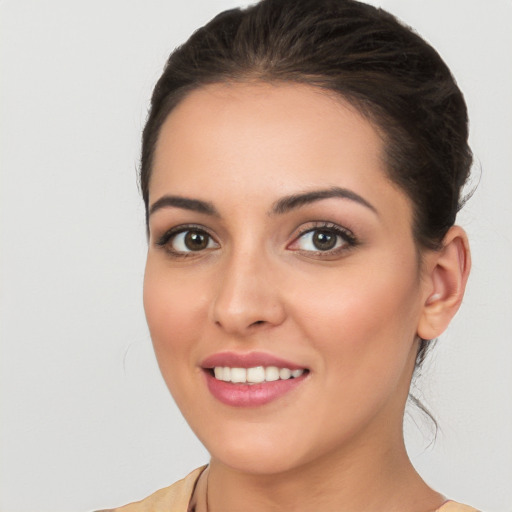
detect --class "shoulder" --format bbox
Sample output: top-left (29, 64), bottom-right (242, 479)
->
top-left (437, 501), bottom-right (481, 512)
top-left (96, 466), bottom-right (207, 512)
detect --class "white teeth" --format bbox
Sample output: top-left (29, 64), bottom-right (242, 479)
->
top-left (247, 366), bottom-right (265, 383)
top-left (230, 367), bottom-right (247, 383)
top-left (279, 368), bottom-right (292, 380)
top-left (265, 366), bottom-right (280, 382)
top-left (212, 366), bottom-right (306, 384)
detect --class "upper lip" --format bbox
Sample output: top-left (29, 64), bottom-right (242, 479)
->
top-left (201, 351), bottom-right (307, 370)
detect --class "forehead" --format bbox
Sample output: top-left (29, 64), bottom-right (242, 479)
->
top-left (154, 82), bottom-right (383, 168)
top-left (150, 82), bottom-right (409, 220)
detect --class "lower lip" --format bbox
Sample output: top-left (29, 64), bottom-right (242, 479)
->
top-left (204, 371), bottom-right (308, 407)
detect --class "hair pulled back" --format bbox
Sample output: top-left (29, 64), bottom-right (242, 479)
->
top-left (140, 0), bottom-right (472, 373)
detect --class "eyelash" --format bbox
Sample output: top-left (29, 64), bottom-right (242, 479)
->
top-left (155, 222), bottom-right (358, 258)
top-left (288, 222), bottom-right (358, 257)
top-left (156, 224), bottom-right (219, 258)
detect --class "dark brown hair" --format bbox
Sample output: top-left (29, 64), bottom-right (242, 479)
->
top-left (140, 0), bottom-right (472, 406)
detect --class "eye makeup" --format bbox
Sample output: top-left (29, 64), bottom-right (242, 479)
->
top-left (287, 221), bottom-right (359, 259)
top-left (153, 218), bottom-right (360, 262)
top-left (155, 224), bottom-right (220, 258)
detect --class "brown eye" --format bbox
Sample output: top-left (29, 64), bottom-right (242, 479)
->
top-left (161, 228), bottom-right (219, 254)
top-left (295, 228), bottom-right (345, 252)
top-left (184, 230), bottom-right (210, 251)
top-left (311, 229), bottom-right (337, 251)
top-left (287, 224), bottom-right (358, 256)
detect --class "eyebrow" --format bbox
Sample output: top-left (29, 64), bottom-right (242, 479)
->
top-left (148, 186), bottom-right (377, 219)
top-left (149, 195), bottom-right (219, 217)
top-left (271, 187), bottom-right (378, 215)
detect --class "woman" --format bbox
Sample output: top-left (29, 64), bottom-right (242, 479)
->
top-left (107, 0), bottom-right (476, 510)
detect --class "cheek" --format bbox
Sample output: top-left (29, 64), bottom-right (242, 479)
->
top-left (143, 260), bottom-right (208, 386)
top-left (293, 257), bottom-right (421, 387)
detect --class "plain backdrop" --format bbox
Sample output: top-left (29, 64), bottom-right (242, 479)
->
top-left (1, 1), bottom-right (511, 511)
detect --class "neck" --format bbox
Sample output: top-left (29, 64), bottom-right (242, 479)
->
top-left (203, 427), bottom-right (443, 512)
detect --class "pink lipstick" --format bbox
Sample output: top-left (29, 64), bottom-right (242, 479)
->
top-left (201, 351), bottom-right (309, 407)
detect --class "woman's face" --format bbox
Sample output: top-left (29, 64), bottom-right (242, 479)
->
top-left (144, 82), bottom-right (432, 474)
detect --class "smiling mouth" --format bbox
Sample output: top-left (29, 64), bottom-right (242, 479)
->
top-left (203, 360), bottom-right (309, 407)
top-left (208, 366), bottom-right (307, 384)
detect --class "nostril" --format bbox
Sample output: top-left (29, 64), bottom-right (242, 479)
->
top-left (250, 320), bottom-right (265, 326)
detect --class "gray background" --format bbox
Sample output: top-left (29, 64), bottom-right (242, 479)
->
top-left (1, 1), bottom-right (511, 511)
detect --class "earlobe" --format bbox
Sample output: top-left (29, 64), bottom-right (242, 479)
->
top-left (417, 226), bottom-right (471, 340)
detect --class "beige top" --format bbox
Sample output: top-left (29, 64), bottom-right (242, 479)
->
top-left (101, 466), bottom-right (481, 512)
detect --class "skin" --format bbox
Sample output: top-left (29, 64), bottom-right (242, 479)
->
top-left (143, 82), bottom-right (470, 512)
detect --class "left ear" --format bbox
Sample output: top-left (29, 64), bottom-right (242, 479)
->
top-left (417, 226), bottom-right (471, 340)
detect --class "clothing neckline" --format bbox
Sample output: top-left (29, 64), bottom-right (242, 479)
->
top-left (187, 467), bottom-right (475, 512)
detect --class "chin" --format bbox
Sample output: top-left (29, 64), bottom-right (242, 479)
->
top-left (189, 421), bottom-right (296, 475)
top-left (198, 421), bottom-right (329, 477)
top-left (210, 445), bottom-right (304, 476)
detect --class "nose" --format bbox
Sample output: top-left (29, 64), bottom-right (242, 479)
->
top-left (210, 250), bottom-right (286, 336)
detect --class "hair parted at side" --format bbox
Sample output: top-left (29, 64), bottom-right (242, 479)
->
top-left (140, 0), bottom-right (473, 382)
